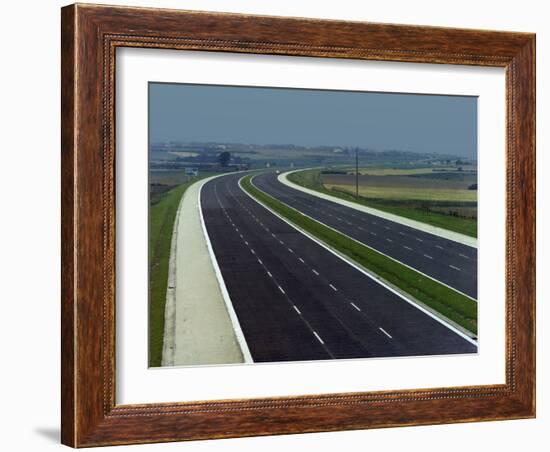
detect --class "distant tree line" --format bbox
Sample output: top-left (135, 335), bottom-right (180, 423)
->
top-left (218, 151), bottom-right (231, 167)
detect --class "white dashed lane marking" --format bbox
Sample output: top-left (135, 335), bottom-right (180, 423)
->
top-left (424, 254), bottom-right (433, 259)
top-left (403, 245), bottom-right (413, 251)
top-left (293, 305), bottom-right (301, 315)
top-left (313, 331), bottom-right (325, 345)
top-left (312, 269), bottom-right (320, 276)
top-left (379, 327), bottom-right (393, 339)
top-left (329, 284), bottom-right (338, 292)
top-left (350, 302), bottom-right (361, 312)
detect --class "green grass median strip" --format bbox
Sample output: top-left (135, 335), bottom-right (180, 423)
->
top-left (241, 175), bottom-right (477, 335)
top-left (287, 169), bottom-right (477, 238)
top-left (149, 173), bottom-right (214, 367)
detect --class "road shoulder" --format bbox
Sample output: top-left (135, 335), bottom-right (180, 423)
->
top-left (161, 175), bottom-right (247, 366)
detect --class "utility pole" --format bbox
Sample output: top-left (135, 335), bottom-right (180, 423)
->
top-left (355, 147), bottom-right (359, 199)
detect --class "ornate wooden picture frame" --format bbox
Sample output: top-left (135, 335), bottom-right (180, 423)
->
top-left (61, 3), bottom-right (535, 447)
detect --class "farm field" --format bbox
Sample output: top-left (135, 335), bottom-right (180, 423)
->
top-left (323, 173), bottom-right (477, 202)
top-left (150, 170), bottom-right (216, 205)
top-left (351, 166), bottom-right (475, 176)
top-left (326, 184), bottom-right (476, 202)
top-left (168, 151), bottom-right (199, 158)
top-left (150, 169), bottom-right (206, 186)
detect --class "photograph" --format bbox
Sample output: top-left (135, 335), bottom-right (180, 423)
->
top-left (148, 82), bottom-right (479, 367)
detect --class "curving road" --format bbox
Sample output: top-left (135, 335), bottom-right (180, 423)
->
top-left (253, 171), bottom-right (478, 299)
top-left (200, 172), bottom-right (476, 363)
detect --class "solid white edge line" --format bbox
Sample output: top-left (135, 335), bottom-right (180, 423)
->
top-left (280, 169), bottom-right (477, 249)
top-left (258, 174), bottom-right (477, 304)
top-left (198, 177), bottom-right (254, 363)
top-left (240, 175), bottom-right (478, 347)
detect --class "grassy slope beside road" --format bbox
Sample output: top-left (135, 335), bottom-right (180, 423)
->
top-left (149, 173), bottom-right (214, 367)
top-left (241, 175), bottom-right (477, 335)
top-left (287, 169), bottom-right (477, 238)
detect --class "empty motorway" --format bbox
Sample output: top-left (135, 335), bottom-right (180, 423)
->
top-left (253, 172), bottom-right (477, 299)
top-left (200, 172), bottom-right (476, 363)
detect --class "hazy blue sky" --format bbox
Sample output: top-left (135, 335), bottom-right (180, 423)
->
top-left (149, 83), bottom-right (477, 157)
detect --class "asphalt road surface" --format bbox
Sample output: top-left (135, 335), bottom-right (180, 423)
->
top-left (200, 172), bottom-right (476, 363)
top-left (253, 172), bottom-right (478, 299)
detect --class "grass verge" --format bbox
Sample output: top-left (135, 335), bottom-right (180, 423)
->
top-left (287, 169), bottom-right (477, 238)
top-left (241, 175), bottom-right (477, 335)
top-left (149, 173), bottom-right (214, 367)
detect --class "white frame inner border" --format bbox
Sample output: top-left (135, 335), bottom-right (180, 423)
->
top-left (116, 47), bottom-right (506, 404)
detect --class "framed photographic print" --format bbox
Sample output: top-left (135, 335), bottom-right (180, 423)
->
top-left (61, 3), bottom-right (536, 447)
